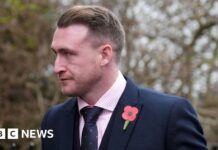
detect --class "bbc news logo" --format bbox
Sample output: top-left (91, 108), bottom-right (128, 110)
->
top-left (0, 128), bottom-right (53, 139)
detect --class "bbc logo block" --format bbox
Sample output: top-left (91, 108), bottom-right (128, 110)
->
top-left (0, 128), bottom-right (53, 139)
top-left (0, 128), bottom-right (6, 139)
top-left (8, 128), bottom-right (18, 139)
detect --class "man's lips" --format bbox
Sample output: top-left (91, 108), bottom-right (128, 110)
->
top-left (60, 78), bottom-right (70, 81)
top-left (59, 77), bottom-right (74, 82)
top-left (58, 75), bottom-right (74, 82)
top-left (59, 79), bottom-right (71, 85)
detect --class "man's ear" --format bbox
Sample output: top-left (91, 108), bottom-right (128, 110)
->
top-left (99, 44), bottom-right (113, 66)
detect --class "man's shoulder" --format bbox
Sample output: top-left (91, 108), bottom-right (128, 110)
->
top-left (41, 97), bottom-right (77, 128)
top-left (125, 77), bottom-right (191, 109)
top-left (137, 86), bottom-right (191, 109)
top-left (139, 86), bottom-right (183, 101)
top-left (45, 97), bottom-right (77, 117)
top-left (136, 86), bottom-right (197, 124)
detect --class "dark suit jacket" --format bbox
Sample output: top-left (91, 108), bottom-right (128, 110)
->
top-left (41, 78), bottom-right (207, 150)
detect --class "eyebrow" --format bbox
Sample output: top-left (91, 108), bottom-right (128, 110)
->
top-left (51, 47), bottom-right (69, 52)
top-left (51, 47), bottom-right (78, 55)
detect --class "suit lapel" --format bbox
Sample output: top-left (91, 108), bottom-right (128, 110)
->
top-left (57, 78), bottom-right (142, 150)
top-left (58, 98), bottom-right (79, 150)
top-left (101, 78), bottom-right (143, 150)
top-left (73, 107), bottom-right (80, 150)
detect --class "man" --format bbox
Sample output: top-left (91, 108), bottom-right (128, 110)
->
top-left (41, 5), bottom-right (207, 150)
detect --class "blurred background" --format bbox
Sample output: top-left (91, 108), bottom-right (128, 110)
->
top-left (0, 0), bottom-right (218, 149)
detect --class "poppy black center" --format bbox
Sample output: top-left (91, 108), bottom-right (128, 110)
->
top-left (128, 112), bottom-right (133, 116)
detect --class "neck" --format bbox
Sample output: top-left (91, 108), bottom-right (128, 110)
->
top-left (80, 67), bottom-right (119, 105)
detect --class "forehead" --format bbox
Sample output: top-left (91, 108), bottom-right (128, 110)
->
top-left (51, 25), bottom-right (90, 50)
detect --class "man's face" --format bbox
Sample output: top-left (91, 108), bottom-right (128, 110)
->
top-left (51, 25), bottom-right (103, 97)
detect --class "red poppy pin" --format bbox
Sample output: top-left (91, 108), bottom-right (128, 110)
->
top-left (122, 105), bottom-right (139, 130)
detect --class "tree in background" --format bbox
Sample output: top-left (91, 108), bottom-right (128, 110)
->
top-left (0, 0), bottom-right (63, 149)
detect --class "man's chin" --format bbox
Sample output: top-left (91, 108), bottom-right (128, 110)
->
top-left (61, 88), bottom-right (77, 97)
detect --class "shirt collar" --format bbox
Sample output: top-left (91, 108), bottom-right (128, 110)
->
top-left (77, 71), bottom-right (126, 112)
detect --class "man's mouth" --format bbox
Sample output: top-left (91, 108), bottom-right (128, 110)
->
top-left (59, 75), bottom-right (74, 82)
top-left (59, 78), bottom-right (71, 82)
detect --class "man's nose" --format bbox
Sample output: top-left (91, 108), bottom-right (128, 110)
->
top-left (53, 56), bottom-right (65, 74)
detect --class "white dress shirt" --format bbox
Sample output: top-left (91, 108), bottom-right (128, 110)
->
top-left (77, 71), bottom-right (127, 148)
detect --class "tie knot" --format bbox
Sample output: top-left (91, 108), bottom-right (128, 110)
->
top-left (81, 106), bottom-right (103, 123)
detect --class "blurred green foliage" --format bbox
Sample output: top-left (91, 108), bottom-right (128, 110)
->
top-left (0, 0), bottom-right (64, 149)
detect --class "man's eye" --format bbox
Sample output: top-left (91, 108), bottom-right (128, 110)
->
top-left (63, 51), bottom-right (72, 56)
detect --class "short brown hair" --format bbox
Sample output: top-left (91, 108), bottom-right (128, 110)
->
top-left (57, 5), bottom-right (125, 62)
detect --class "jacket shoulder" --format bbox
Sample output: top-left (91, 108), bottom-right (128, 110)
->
top-left (48, 97), bottom-right (77, 114)
top-left (41, 97), bottom-right (77, 128)
top-left (138, 87), bottom-right (189, 106)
